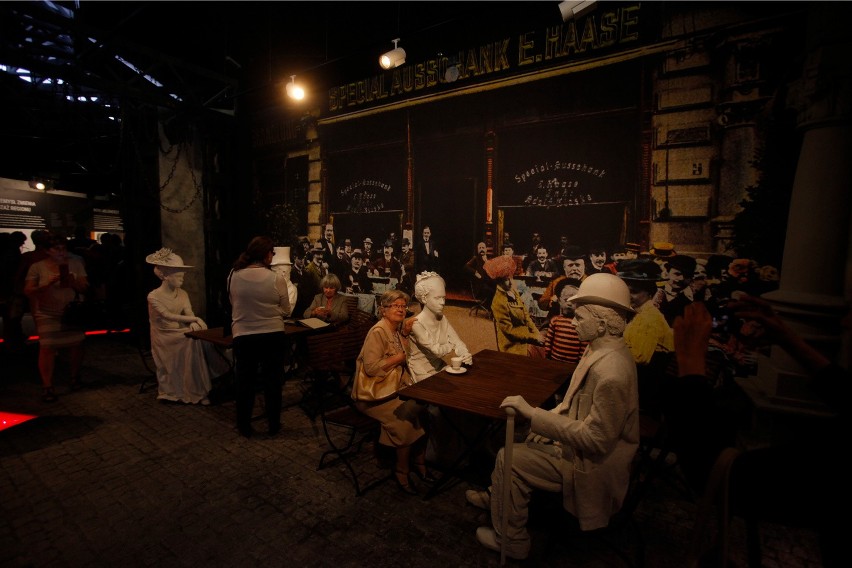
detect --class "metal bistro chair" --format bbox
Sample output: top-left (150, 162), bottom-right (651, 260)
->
top-left (314, 308), bottom-right (391, 496)
top-left (468, 279), bottom-right (492, 319)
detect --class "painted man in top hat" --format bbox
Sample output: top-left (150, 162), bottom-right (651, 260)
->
top-left (371, 240), bottom-right (403, 281)
top-left (317, 223), bottom-right (335, 261)
top-left (362, 237), bottom-right (378, 270)
top-left (538, 245), bottom-right (586, 315)
top-left (345, 249), bottom-right (373, 294)
top-left (398, 237), bottom-right (415, 294)
top-left (618, 257), bottom-right (674, 417)
top-left (416, 225), bottom-right (440, 274)
top-left (465, 241), bottom-right (495, 307)
top-left (653, 254), bottom-right (697, 326)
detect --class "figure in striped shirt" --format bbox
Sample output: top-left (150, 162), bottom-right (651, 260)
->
top-left (542, 278), bottom-right (587, 364)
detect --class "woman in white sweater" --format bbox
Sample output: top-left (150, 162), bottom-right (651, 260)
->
top-left (229, 236), bottom-right (291, 438)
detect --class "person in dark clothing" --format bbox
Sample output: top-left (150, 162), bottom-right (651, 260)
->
top-left (670, 298), bottom-right (846, 567)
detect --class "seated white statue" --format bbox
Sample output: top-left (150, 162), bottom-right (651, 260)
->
top-left (406, 271), bottom-right (472, 383)
top-left (146, 248), bottom-right (230, 404)
top-left (406, 271), bottom-right (479, 468)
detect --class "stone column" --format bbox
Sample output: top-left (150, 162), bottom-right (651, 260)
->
top-left (756, 4), bottom-right (852, 401)
top-left (158, 123), bottom-right (208, 317)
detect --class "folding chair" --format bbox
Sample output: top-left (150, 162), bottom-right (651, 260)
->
top-left (300, 308), bottom-right (375, 419)
top-left (136, 327), bottom-right (157, 394)
top-left (318, 400), bottom-right (391, 496)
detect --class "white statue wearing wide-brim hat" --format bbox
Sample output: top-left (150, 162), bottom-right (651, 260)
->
top-left (270, 246), bottom-right (297, 315)
top-left (146, 247), bottom-right (230, 405)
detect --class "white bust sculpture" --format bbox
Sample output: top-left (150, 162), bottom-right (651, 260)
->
top-left (406, 271), bottom-right (472, 383)
top-left (270, 246), bottom-right (298, 316)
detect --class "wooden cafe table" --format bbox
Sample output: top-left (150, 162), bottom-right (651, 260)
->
top-left (185, 322), bottom-right (333, 411)
top-left (399, 349), bottom-right (574, 499)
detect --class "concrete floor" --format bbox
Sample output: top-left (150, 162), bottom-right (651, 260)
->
top-left (0, 310), bottom-right (825, 567)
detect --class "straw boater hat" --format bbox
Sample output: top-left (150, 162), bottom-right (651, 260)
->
top-left (271, 246), bottom-right (292, 266)
top-left (650, 242), bottom-right (676, 258)
top-left (145, 248), bottom-right (192, 268)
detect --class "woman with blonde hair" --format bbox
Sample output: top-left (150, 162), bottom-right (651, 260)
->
top-left (351, 289), bottom-right (430, 495)
top-left (303, 272), bottom-right (349, 324)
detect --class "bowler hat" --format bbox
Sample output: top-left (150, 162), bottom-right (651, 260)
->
top-left (561, 245), bottom-right (584, 260)
top-left (665, 254), bottom-right (697, 277)
top-left (617, 258), bottom-right (662, 281)
top-left (351, 249), bottom-right (364, 258)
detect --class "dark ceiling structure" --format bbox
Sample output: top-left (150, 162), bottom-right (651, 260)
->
top-left (0, 1), bottom-right (564, 196)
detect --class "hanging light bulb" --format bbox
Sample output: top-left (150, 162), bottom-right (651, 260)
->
top-left (286, 75), bottom-right (305, 101)
top-left (379, 38), bottom-right (406, 70)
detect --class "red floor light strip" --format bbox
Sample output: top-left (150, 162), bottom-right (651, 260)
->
top-left (0, 412), bottom-right (37, 432)
top-left (0, 329), bottom-right (131, 342)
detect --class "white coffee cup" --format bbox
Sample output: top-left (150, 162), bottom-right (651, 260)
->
top-left (450, 356), bottom-right (463, 370)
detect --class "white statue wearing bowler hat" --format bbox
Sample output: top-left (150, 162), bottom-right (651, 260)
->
top-left (146, 248), bottom-right (230, 405)
top-left (467, 273), bottom-right (640, 560)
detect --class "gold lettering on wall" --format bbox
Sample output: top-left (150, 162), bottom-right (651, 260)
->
top-left (327, 3), bottom-right (641, 113)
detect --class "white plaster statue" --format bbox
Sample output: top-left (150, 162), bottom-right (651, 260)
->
top-left (270, 246), bottom-right (297, 315)
top-left (406, 271), bottom-right (479, 468)
top-left (146, 248), bottom-right (230, 404)
top-left (406, 271), bottom-right (472, 383)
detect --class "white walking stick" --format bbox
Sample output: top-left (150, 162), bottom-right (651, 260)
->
top-left (500, 407), bottom-right (515, 566)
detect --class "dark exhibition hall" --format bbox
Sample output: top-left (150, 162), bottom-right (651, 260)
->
top-left (1, 2), bottom-right (849, 567)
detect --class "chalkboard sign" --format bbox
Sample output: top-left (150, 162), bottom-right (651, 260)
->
top-left (495, 111), bottom-right (638, 208)
top-left (327, 145), bottom-right (407, 214)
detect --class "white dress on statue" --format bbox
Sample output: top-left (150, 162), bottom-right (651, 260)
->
top-left (147, 288), bottom-right (230, 404)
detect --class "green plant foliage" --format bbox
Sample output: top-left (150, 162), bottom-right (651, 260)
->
top-left (730, 109), bottom-right (800, 269)
top-left (262, 202), bottom-right (301, 249)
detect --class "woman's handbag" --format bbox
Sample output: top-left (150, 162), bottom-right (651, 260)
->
top-left (351, 360), bottom-right (403, 402)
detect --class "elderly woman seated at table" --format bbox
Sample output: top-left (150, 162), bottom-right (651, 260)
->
top-left (303, 273), bottom-right (349, 325)
top-left (351, 289), bottom-right (432, 495)
top-left (146, 248), bottom-right (230, 405)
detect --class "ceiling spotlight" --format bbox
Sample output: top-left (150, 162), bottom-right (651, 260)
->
top-left (379, 38), bottom-right (406, 70)
top-left (28, 177), bottom-right (52, 191)
top-left (559, 0), bottom-right (597, 22)
top-left (286, 75), bottom-right (305, 101)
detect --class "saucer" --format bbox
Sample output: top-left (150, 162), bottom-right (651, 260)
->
top-left (444, 365), bottom-right (467, 375)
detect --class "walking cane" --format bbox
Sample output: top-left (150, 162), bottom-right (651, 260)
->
top-left (500, 407), bottom-right (515, 566)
